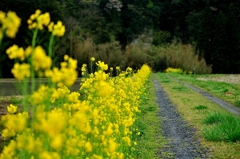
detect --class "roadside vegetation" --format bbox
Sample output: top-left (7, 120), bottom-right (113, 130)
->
top-left (0, 9), bottom-right (166, 159)
top-left (134, 75), bottom-right (166, 158)
top-left (156, 73), bottom-right (240, 158)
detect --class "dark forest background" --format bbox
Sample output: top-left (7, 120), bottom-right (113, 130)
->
top-left (0, 0), bottom-right (240, 77)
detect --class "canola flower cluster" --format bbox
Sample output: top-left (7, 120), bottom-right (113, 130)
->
top-left (165, 67), bottom-right (193, 74)
top-left (0, 9), bottom-right (152, 159)
top-left (27, 9), bottom-right (65, 36)
top-left (0, 11), bottom-right (21, 39)
top-left (1, 63), bottom-right (151, 159)
top-left (165, 67), bottom-right (183, 74)
top-left (2, 10), bottom-right (74, 86)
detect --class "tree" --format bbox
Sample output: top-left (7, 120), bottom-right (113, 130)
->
top-left (211, 11), bottom-right (229, 73)
top-left (196, 1), bottom-right (215, 65)
top-left (226, 3), bottom-right (240, 73)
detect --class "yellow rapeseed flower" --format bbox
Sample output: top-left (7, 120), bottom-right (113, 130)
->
top-left (64, 54), bottom-right (69, 61)
top-left (67, 92), bottom-right (80, 103)
top-left (49, 21), bottom-right (65, 36)
top-left (68, 57), bottom-right (78, 69)
top-left (25, 46), bottom-right (33, 57)
top-left (108, 139), bottom-right (118, 153)
top-left (0, 140), bottom-right (16, 159)
top-left (11, 63), bottom-right (31, 80)
top-left (7, 104), bottom-right (17, 114)
top-left (32, 46), bottom-right (52, 71)
top-left (96, 61), bottom-right (108, 70)
top-left (35, 108), bottom-right (67, 137)
top-left (1, 112), bottom-right (28, 138)
top-left (48, 21), bottom-right (54, 32)
top-left (50, 134), bottom-right (64, 150)
top-left (90, 57), bottom-right (95, 61)
top-left (0, 11), bottom-right (5, 22)
top-left (39, 151), bottom-right (61, 159)
top-left (85, 142), bottom-right (92, 152)
top-left (103, 124), bottom-right (113, 136)
top-left (6, 44), bottom-right (25, 60)
top-left (28, 10), bottom-right (50, 30)
top-left (1, 11), bottom-right (21, 38)
top-left (36, 12), bottom-right (50, 30)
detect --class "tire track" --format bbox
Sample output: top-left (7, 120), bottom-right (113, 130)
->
top-left (153, 77), bottom-right (209, 159)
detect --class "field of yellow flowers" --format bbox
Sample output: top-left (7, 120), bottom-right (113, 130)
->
top-left (0, 10), bottom-right (151, 158)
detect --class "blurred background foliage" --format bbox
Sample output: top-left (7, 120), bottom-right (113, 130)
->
top-left (0, 0), bottom-right (240, 77)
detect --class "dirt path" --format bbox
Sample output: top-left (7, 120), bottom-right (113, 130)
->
top-left (153, 77), bottom-right (209, 159)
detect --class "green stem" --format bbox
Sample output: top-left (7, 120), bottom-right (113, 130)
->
top-left (48, 34), bottom-right (55, 87)
top-left (0, 29), bottom-right (5, 77)
top-left (48, 34), bottom-right (54, 58)
top-left (22, 79), bottom-right (28, 111)
top-left (30, 28), bottom-right (38, 94)
top-left (0, 28), bottom-right (5, 47)
top-left (90, 61), bottom-right (93, 74)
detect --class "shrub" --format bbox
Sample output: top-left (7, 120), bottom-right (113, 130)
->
top-left (156, 41), bottom-right (212, 74)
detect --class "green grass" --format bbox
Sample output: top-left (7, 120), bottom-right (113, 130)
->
top-left (194, 105), bottom-right (208, 111)
top-left (203, 112), bottom-right (225, 125)
top-left (235, 100), bottom-right (240, 107)
top-left (135, 74), bottom-right (167, 158)
top-left (172, 85), bottom-right (187, 91)
top-left (166, 73), bottom-right (240, 107)
top-left (155, 73), bottom-right (240, 158)
top-left (202, 112), bottom-right (240, 142)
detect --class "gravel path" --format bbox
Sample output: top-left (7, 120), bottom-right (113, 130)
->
top-left (153, 77), bottom-right (209, 159)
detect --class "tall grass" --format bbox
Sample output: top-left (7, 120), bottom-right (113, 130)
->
top-left (158, 41), bottom-right (212, 74)
top-left (69, 38), bottom-right (126, 75)
top-left (69, 37), bottom-right (211, 74)
top-left (202, 112), bottom-right (240, 142)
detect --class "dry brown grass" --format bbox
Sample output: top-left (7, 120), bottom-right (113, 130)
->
top-left (198, 74), bottom-right (240, 84)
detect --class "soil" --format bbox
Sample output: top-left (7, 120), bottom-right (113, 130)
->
top-left (153, 77), bottom-right (209, 159)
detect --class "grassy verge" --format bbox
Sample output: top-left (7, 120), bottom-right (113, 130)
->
top-left (156, 73), bottom-right (240, 159)
top-left (167, 73), bottom-right (240, 107)
top-left (135, 74), bottom-right (167, 158)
